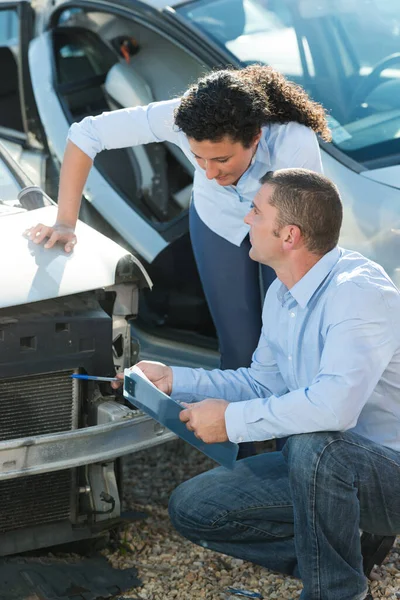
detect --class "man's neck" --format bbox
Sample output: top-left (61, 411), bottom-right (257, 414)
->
top-left (275, 252), bottom-right (323, 290)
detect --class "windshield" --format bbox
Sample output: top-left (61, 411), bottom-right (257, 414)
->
top-left (176, 0), bottom-right (400, 168)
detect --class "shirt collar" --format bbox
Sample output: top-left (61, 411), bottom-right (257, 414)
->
top-left (277, 247), bottom-right (341, 309)
top-left (256, 126), bottom-right (271, 166)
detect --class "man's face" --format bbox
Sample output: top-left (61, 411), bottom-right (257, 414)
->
top-left (188, 134), bottom-right (260, 186)
top-left (244, 184), bottom-right (283, 265)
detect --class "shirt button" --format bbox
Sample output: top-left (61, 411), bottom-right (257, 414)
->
top-left (238, 436), bottom-right (244, 443)
top-left (290, 312), bottom-right (296, 318)
top-left (288, 355), bottom-right (292, 361)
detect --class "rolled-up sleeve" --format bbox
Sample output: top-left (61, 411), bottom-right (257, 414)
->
top-left (68, 98), bottom-right (182, 160)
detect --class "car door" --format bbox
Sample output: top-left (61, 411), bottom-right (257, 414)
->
top-left (0, 0), bottom-right (47, 184)
top-left (0, 1), bottom-right (45, 143)
top-left (29, 0), bottom-right (174, 264)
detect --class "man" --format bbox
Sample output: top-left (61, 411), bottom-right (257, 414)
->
top-left (114, 169), bottom-right (400, 600)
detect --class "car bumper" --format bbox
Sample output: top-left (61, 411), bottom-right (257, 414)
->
top-left (0, 409), bottom-right (175, 481)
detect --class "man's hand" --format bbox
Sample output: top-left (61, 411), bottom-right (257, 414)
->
top-left (111, 360), bottom-right (173, 395)
top-left (24, 223), bottom-right (77, 253)
top-left (179, 399), bottom-right (229, 444)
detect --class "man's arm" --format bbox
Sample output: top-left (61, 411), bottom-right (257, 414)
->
top-left (171, 327), bottom-right (288, 403)
top-left (225, 282), bottom-right (399, 443)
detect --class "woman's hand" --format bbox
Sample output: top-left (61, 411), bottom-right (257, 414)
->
top-left (23, 141), bottom-right (92, 253)
top-left (111, 360), bottom-right (173, 395)
top-left (24, 223), bottom-right (77, 253)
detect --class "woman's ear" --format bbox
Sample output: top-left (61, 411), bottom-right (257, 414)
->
top-left (253, 130), bottom-right (262, 146)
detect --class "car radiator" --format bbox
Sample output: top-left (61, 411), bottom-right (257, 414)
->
top-left (0, 371), bottom-right (78, 534)
top-left (0, 293), bottom-right (115, 554)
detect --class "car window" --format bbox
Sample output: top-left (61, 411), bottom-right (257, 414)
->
top-left (177, 0), bottom-right (400, 168)
top-left (0, 9), bottom-right (18, 45)
top-left (0, 8), bottom-right (25, 133)
top-left (54, 29), bottom-right (116, 85)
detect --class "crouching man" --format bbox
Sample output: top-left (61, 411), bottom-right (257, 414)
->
top-left (114, 169), bottom-right (400, 600)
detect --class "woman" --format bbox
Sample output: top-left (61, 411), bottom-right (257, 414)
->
top-left (27, 66), bottom-right (330, 452)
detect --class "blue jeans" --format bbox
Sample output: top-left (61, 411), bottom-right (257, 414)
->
top-left (169, 431), bottom-right (400, 600)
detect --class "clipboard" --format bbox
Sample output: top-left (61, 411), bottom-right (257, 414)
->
top-left (123, 367), bottom-right (238, 469)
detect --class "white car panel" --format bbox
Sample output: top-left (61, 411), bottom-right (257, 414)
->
top-left (322, 150), bottom-right (400, 287)
top-left (1, 205), bottom-right (151, 309)
top-left (361, 165), bottom-right (400, 189)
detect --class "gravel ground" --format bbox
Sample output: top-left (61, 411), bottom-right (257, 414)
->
top-left (104, 439), bottom-right (400, 600)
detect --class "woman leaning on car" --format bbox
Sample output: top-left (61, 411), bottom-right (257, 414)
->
top-left (27, 65), bottom-right (330, 454)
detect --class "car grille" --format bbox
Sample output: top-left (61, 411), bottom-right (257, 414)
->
top-left (0, 371), bottom-right (78, 440)
top-left (0, 371), bottom-right (79, 534)
top-left (0, 470), bottom-right (73, 533)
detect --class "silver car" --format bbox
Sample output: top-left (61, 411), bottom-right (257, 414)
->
top-left (0, 139), bottom-right (176, 556)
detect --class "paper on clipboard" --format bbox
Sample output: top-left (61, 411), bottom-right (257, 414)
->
top-left (123, 366), bottom-right (239, 469)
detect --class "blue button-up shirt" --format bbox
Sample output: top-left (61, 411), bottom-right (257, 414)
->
top-left (171, 248), bottom-right (400, 451)
top-left (68, 98), bottom-right (322, 246)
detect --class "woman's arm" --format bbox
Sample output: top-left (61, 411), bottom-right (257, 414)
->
top-left (27, 141), bottom-right (92, 251)
top-left (26, 99), bottom-right (182, 251)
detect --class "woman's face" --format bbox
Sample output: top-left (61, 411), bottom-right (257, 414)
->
top-left (188, 133), bottom-right (261, 186)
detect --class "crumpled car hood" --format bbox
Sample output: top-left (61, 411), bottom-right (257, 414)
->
top-left (1, 206), bottom-right (151, 309)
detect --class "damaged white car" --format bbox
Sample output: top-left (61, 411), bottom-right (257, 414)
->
top-left (0, 141), bottom-right (176, 556)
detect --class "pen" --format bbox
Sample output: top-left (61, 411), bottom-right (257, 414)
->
top-left (70, 374), bottom-right (119, 382)
top-left (226, 589), bottom-right (263, 599)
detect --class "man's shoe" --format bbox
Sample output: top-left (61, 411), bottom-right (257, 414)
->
top-left (360, 532), bottom-right (396, 578)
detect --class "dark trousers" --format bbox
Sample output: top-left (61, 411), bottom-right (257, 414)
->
top-left (189, 201), bottom-right (275, 369)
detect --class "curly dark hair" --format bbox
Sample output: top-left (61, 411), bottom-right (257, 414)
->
top-left (174, 65), bottom-right (331, 146)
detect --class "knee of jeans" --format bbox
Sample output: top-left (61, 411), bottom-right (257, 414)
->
top-left (283, 432), bottom-right (339, 467)
top-left (168, 479), bottom-right (207, 537)
top-left (168, 472), bottom-right (231, 541)
top-left (283, 431), bottom-right (354, 479)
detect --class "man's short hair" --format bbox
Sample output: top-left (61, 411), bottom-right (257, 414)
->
top-left (260, 169), bottom-right (343, 255)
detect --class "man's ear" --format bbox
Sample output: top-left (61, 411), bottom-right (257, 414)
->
top-left (282, 225), bottom-right (302, 249)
